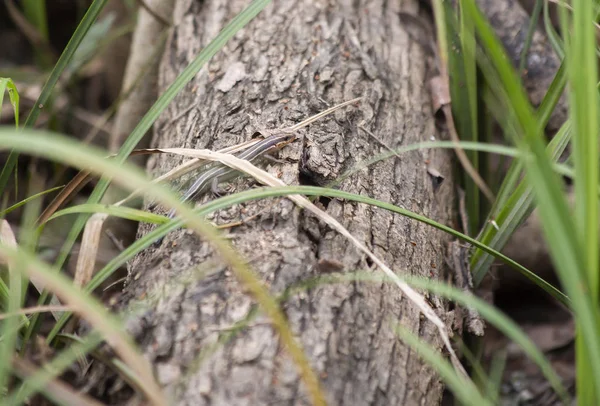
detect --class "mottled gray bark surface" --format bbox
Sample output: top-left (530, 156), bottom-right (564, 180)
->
top-left (121, 1), bottom-right (456, 404)
top-left (476, 0), bottom-right (567, 133)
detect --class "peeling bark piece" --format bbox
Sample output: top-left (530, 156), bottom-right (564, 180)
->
top-left (427, 166), bottom-right (446, 190)
top-left (429, 76), bottom-right (451, 113)
top-left (216, 62), bottom-right (247, 93)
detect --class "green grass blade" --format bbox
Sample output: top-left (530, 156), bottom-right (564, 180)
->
top-left (0, 79), bottom-right (6, 113)
top-left (0, 78), bottom-right (20, 128)
top-left (544, 1), bottom-right (564, 58)
top-left (450, 1), bottom-right (482, 233)
top-left (21, 0), bottom-right (52, 68)
top-left (563, 0), bottom-right (600, 402)
top-left (518, 0), bottom-right (543, 74)
top-left (0, 279), bottom-right (9, 310)
top-left (0, 244), bottom-right (23, 398)
top-left (537, 61), bottom-right (567, 131)
top-left (410, 277), bottom-right (570, 403)
top-left (471, 121), bottom-right (572, 283)
top-left (332, 140), bottom-right (519, 190)
top-left (7, 332), bottom-right (102, 404)
top-left (486, 352), bottom-right (507, 404)
top-left (394, 324), bottom-right (491, 406)
top-left (0, 0), bottom-right (109, 199)
top-left (65, 13), bottom-right (116, 76)
top-left (568, 0), bottom-right (599, 299)
top-left (0, 244), bottom-right (166, 405)
top-left (462, 0), bottom-right (600, 394)
top-left (0, 186), bottom-right (63, 218)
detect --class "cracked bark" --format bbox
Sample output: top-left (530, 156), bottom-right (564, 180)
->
top-left (115, 0), bottom-right (456, 404)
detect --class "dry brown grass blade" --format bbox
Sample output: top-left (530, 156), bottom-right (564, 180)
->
top-left (115, 140), bottom-right (258, 207)
top-left (135, 0), bottom-right (172, 26)
top-left (161, 147), bottom-right (470, 379)
top-left (37, 150), bottom-right (163, 225)
top-left (63, 213), bottom-right (110, 335)
top-left (0, 219), bottom-right (18, 251)
top-left (12, 356), bottom-right (106, 406)
top-left (73, 213), bottom-right (107, 289)
top-left (441, 102), bottom-right (495, 203)
top-left (115, 97), bottom-right (362, 207)
top-left (429, 75), bottom-right (495, 203)
top-left (37, 170), bottom-right (91, 225)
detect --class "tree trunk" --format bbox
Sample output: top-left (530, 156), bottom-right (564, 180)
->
top-left (120, 0), bottom-right (456, 404)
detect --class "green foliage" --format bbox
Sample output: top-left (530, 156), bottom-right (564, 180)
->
top-left (0, 186), bottom-right (63, 218)
top-left (2, 0), bottom-right (597, 403)
top-left (438, 0), bottom-right (600, 402)
top-left (0, 0), bottom-right (109, 202)
top-left (561, 0), bottom-right (600, 402)
top-left (0, 78), bottom-right (20, 128)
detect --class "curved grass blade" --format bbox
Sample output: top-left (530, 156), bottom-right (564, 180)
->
top-left (7, 332), bottom-right (103, 404)
top-left (518, 0), bottom-right (544, 74)
top-left (0, 77), bottom-right (20, 128)
top-left (544, 1), bottom-right (564, 58)
top-left (394, 324), bottom-right (491, 406)
top-left (0, 186), bottom-right (63, 217)
top-left (46, 184), bottom-right (569, 324)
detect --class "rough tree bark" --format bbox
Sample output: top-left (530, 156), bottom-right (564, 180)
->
top-left (117, 0), bottom-right (457, 404)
